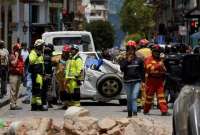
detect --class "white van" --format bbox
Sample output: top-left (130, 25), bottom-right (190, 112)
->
top-left (42, 31), bottom-right (96, 52)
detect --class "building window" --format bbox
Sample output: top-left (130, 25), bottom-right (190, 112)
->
top-left (32, 5), bottom-right (39, 23)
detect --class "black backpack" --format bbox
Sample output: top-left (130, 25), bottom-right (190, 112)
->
top-left (164, 54), bottom-right (183, 81)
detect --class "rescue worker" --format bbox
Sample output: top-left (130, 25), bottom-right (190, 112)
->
top-left (0, 40), bottom-right (9, 98)
top-left (29, 39), bottom-right (46, 111)
top-left (135, 39), bottom-right (152, 110)
top-left (136, 39), bottom-right (152, 60)
top-left (51, 45), bottom-right (71, 109)
top-left (143, 45), bottom-right (170, 116)
top-left (120, 40), bottom-right (145, 117)
top-left (65, 44), bottom-right (83, 107)
top-left (43, 44), bottom-right (54, 109)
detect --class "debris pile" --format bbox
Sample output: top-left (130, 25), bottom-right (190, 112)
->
top-left (2, 106), bottom-right (171, 135)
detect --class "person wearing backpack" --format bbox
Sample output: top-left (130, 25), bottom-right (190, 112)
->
top-left (9, 43), bottom-right (24, 110)
top-left (0, 40), bottom-right (9, 98)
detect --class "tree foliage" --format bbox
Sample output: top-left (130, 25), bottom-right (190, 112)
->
top-left (120, 0), bottom-right (155, 34)
top-left (85, 20), bottom-right (115, 50)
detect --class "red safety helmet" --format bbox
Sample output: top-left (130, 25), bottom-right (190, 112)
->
top-left (151, 44), bottom-right (161, 52)
top-left (139, 39), bottom-right (149, 46)
top-left (13, 43), bottom-right (21, 52)
top-left (127, 40), bottom-right (136, 47)
top-left (62, 44), bottom-right (71, 52)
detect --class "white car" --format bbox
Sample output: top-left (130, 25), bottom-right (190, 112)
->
top-left (42, 31), bottom-right (126, 104)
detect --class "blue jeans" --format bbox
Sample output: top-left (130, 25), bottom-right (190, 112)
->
top-left (124, 81), bottom-right (141, 113)
top-left (23, 73), bottom-right (32, 101)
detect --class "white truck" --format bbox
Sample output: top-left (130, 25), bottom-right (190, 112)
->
top-left (42, 31), bottom-right (126, 104)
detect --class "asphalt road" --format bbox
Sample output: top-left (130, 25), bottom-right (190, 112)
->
top-left (0, 99), bottom-right (173, 132)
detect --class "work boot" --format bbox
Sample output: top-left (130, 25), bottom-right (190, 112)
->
top-left (31, 104), bottom-right (38, 111)
top-left (137, 106), bottom-right (142, 112)
top-left (39, 105), bottom-right (48, 111)
top-left (48, 103), bottom-right (53, 108)
top-left (161, 112), bottom-right (171, 116)
top-left (128, 111), bottom-right (132, 118)
top-left (133, 112), bottom-right (137, 116)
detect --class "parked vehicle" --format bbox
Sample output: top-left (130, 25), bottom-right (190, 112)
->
top-left (173, 54), bottom-right (200, 135)
top-left (42, 31), bottom-right (95, 52)
top-left (42, 31), bottom-right (126, 104)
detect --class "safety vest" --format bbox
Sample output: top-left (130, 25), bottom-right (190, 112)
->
top-left (29, 50), bottom-right (44, 65)
top-left (65, 55), bottom-right (83, 80)
top-left (29, 50), bottom-right (44, 87)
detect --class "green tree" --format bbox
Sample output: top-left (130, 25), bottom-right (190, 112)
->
top-left (120, 0), bottom-right (155, 35)
top-left (85, 20), bottom-right (115, 50)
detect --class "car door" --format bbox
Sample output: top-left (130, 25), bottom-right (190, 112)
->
top-left (80, 53), bottom-right (104, 98)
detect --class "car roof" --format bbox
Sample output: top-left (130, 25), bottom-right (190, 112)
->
top-left (42, 31), bottom-right (91, 37)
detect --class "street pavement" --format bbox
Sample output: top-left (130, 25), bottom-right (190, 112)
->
top-left (0, 85), bottom-right (25, 108)
top-left (0, 99), bottom-right (173, 132)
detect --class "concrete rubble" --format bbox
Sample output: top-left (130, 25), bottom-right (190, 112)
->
top-left (1, 106), bottom-right (171, 135)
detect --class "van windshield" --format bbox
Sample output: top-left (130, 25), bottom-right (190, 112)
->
top-left (53, 37), bottom-right (90, 52)
top-left (53, 37), bottom-right (82, 46)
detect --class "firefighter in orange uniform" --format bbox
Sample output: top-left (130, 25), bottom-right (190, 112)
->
top-left (143, 45), bottom-right (170, 116)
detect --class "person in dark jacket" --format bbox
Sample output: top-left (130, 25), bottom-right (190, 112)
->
top-left (0, 40), bottom-right (9, 98)
top-left (120, 40), bottom-right (145, 117)
top-left (42, 44), bottom-right (54, 109)
top-left (164, 45), bottom-right (183, 104)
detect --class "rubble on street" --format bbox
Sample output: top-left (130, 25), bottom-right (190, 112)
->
top-left (0, 106), bottom-right (171, 135)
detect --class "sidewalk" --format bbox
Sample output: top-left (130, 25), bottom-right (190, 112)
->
top-left (0, 85), bottom-right (26, 108)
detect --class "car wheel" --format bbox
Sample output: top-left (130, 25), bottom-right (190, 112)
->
top-left (119, 99), bottom-right (127, 106)
top-left (97, 74), bottom-right (122, 98)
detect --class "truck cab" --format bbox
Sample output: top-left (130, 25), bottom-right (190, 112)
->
top-left (42, 31), bottom-right (96, 53)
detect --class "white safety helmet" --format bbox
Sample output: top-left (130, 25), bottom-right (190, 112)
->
top-left (71, 44), bottom-right (79, 51)
top-left (34, 39), bottom-right (45, 47)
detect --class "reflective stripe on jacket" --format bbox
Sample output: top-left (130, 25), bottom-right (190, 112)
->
top-left (65, 55), bottom-right (83, 80)
top-left (29, 50), bottom-right (44, 65)
top-left (29, 50), bottom-right (44, 87)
